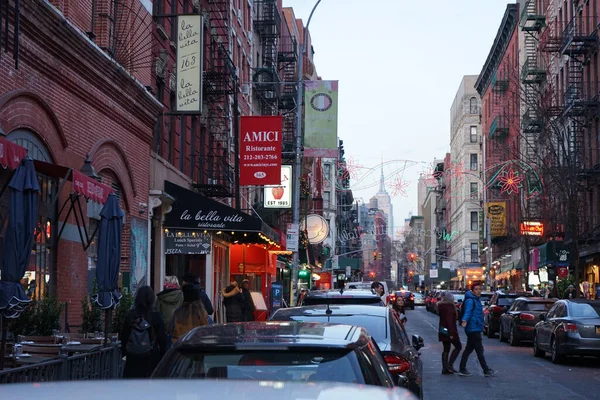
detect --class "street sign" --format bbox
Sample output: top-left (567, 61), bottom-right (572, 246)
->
top-left (286, 223), bottom-right (299, 252)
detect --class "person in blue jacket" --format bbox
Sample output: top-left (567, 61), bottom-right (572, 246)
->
top-left (458, 284), bottom-right (497, 377)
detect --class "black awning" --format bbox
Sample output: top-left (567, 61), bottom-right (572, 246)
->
top-left (164, 181), bottom-right (280, 243)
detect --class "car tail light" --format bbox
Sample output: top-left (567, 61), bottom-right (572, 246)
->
top-left (492, 305), bottom-right (504, 314)
top-left (520, 313), bottom-right (535, 320)
top-left (410, 296), bottom-right (414, 301)
top-left (384, 354), bottom-right (411, 374)
top-left (564, 323), bottom-right (578, 333)
top-left (387, 295), bottom-right (395, 304)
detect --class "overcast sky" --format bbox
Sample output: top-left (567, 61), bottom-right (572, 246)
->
top-left (282, 0), bottom-right (513, 230)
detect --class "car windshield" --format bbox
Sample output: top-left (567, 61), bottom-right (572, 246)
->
top-left (413, 293), bottom-right (424, 299)
top-left (497, 296), bottom-right (519, 306)
top-left (453, 295), bottom-right (465, 302)
top-left (303, 297), bottom-right (383, 306)
top-left (524, 302), bottom-right (554, 311)
top-left (569, 302), bottom-right (600, 318)
top-left (272, 314), bottom-right (388, 341)
top-left (154, 349), bottom-right (365, 384)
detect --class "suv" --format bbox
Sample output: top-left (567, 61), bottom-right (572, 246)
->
top-left (484, 291), bottom-right (532, 337)
top-left (152, 321), bottom-right (404, 389)
top-left (299, 289), bottom-right (385, 306)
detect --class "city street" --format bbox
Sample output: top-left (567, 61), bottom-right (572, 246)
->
top-left (404, 307), bottom-right (600, 400)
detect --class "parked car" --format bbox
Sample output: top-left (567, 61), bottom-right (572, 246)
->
top-left (390, 291), bottom-right (415, 310)
top-left (270, 304), bottom-right (424, 399)
top-left (299, 289), bottom-right (385, 307)
top-left (413, 293), bottom-right (426, 306)
top-left (152, 321), bottom-right (407, 388)
top-left (347, 281), bottom-right (389, 304)
top-left (0, 380), bottom-right (419, 400)
top-left (479, 291), bottom-right (494, 306)
top-left (484, 291), bottom-right (532, 337)
top-left (498, 297), bottom-right (558, 346)
top-left (533, 299), bottom-right (600, 363)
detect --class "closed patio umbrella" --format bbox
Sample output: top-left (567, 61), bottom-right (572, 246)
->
top-left (0, 156), bottom-right (40, 368)
top-left (92, 193), bottom-right (124, 310)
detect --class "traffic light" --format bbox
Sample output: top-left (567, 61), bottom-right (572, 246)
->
top-left (369, 272), bottom-right (376, 278)
top-left (378, 252), bottom-right (382, 260)
top-left (409, 253), bottom-right (415, 261)
top-left (409, 270), bottom-right (414, 276)
top-left (373, 251), bottom-right (377, 261)
top-left (321, 246), bottom-right (330, 256)
top-left (298, 270), bottom-right (310, 279)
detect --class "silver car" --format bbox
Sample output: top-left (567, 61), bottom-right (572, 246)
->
top-left (413, 292), bottom-right (426, 306)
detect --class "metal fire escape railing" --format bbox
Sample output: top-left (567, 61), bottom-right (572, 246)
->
top-left (277, 10), bottom-right (298, 161)
top-left (253, 0), bottom-right (281, 115)
top-left (195, 0), bottom-right (236, 198)
top-left (489, 69), bottom-right (509, 140)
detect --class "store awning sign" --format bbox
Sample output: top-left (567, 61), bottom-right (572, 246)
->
top-left (165, 230), bottom-right (211, 255)
top-left (0, 137), bottom-right (27, 169)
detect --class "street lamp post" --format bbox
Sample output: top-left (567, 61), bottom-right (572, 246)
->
top-left (291, 0), bottom-right (322, 306)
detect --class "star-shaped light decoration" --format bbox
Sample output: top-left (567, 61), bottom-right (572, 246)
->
top-left (497, 168), bottom-right (524, 194)
top-left (419, 164), bottom-right (440, 190)
top-left (342, 156), bottom-right (363, 180)
top-left (447, 160), bottom-right (467, 185)
top-left (390, 175), bottom-right (411, 198)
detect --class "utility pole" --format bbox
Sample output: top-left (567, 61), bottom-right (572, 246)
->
top-left (291, 0), bottom-right (322, 306)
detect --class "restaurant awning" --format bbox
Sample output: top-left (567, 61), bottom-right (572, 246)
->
top-left (0, 137), bottom-right (113, 250)
top-left (163, 180), bottom-right (280, 244)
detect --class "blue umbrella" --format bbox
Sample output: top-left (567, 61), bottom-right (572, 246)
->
top-left (92, 193), bottom-right (124, 310)
top-left (0, 156), bottom-right (40, 318)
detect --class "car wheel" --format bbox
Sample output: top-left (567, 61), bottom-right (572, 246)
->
top-left (509, 326), bottom-right (519, 346)
top-left (498, 323), bottom-right (507, 342)
top-left (533, 333), bottom-right (544, 358)
top-left (551, 337), bottom-right (564, 364)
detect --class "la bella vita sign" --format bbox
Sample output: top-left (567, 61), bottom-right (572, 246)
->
top-left (176, 15), bottom-right (203, 113)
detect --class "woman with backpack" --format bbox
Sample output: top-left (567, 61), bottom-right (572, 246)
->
top-left (438, 291), bottom-right (462, 375)
top-left (120, 286), bottom-right (167, 378)
top-left (170, 285), bottom-right (209, 343)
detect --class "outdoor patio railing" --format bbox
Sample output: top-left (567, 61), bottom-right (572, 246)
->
top-left (0, 345), bottom-right (122, 383)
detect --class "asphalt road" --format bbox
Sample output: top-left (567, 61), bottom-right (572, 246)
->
top-left (403, 306), bottom-right (600, 400)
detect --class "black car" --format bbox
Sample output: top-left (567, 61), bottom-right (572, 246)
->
top-left (152, 321), bottom-right (402, 389)
top-left (533, 299), bottom-right (600, 363)
top-left (498, 297), bottom-right (557, 346)
top-left (270, 304), bottom-right (424, 399)
top-left (484, 291), bottom-right (533, 337)
top-left (300, 289), bottom-right (385, 306)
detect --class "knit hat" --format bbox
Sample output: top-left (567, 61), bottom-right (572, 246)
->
top-left (164, 275), bottom-right (180, 290)
top-left (182, 285), bottom-right (200, 303)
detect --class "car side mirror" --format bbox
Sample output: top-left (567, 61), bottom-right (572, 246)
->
top-left (539, 313), bottom-right (546, 321)
top-left (394, 374), bottom-right (409, 387)
top-left (412, 334), bottom-right (424, 350)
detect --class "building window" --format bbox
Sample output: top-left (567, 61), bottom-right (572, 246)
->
top-left (470, 243), bottom-right (479, 262)
top-left (324, 163), bottom-right (331, 182)
top-left (470, 97), bottom-right (478, 114)
top-left (470, 211), bottom-right (478, 231)
top-left (324, 191), bottom-right (331, 208)
top-left (470, 182), bottom-right (478, 199)
top-left (470, 154), bottom-right (478, 170)
top-left (470, 126), bottom-right (478, 143)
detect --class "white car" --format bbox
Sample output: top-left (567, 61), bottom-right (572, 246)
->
top-left (0, 380), bottom-right (418, 400)
top-left (413, 292), bottom-right (426, 306)
top-left (347, 281), bottom-right (389, 304)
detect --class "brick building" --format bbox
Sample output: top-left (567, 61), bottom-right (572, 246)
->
top-left (0, 0), bottom-right (161, 327)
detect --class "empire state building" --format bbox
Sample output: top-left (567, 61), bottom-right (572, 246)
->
top-left (371, 166), bottom-right (394, 238)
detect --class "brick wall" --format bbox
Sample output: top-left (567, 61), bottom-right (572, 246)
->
top-left (0, 1), bottom-right (161, 327)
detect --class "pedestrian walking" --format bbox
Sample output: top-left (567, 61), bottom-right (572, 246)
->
top-left (438, 291), bottom-right (462, 375)
top-left (240, 279), bottom-right (256, 321)
top-left (458, 284), bottom-right (496, 377)
top-left (120, 286), bottom-right (167, 378)
top-left (181, 272), bottom-right (214, 316)
top-left (156, 276), bottom-right (183, 329)
top-left (391, 296), bottom-right (407, 325)
top-left (564, 284), bottom-right (577, 299)
top-left (170, 284), bottom-right (209, 343)
top-left (222, 281), bottom-right (245, 322)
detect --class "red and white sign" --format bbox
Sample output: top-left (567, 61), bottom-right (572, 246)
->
top-left (239, 116), bottom-right (282, 186)
top-left (0, 137), bottom-right (27, 170)
top-left (557, 266), bottom-right (569, 279)
top-left (72, 170), bottom-right (113, 204)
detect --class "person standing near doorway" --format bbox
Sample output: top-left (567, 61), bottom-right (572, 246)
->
top-left (458, 284), bottom-right (496, 377)
top-left (240, 279), bottom-right (256, 321)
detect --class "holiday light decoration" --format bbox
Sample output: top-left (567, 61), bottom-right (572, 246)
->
top-left (497, 167), bottom-right (524, 194)
top-left (390, 175), bottom-right (410, 198)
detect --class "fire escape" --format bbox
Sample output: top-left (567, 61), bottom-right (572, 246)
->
top-left (519, 0), bottom-right (546, 219)
top-left (278, 12), bottom-right (299, 160)
top-left (196, 0), bottom-right (237, 197)
top-left (253, 0), bottom-right (281, 116)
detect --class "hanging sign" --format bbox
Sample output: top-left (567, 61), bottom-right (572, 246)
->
top-left (164, 229), bottom-right (212, 255)
top-left (300, 214), bottom-right (329, 244)
top-left (72, 170), bottom-right (112, 204)
top-left (520, 221), bottom-right (544, 236)
top-left (176, 15), bottom-right (203, 113)
top-left (264, 165), bottom-right (292, 208)
top-left (240, 116), bottom-right (282, 186)
top-left (0, 137), bottom-right (27, 169)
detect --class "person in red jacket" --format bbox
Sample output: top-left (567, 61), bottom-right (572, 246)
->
top-left (438, 291), bottom-right (462, 374)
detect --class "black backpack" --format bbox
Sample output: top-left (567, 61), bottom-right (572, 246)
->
top-left (126, 316), bottom-right (154, 356)
top-left (458, 298), bottom-right (473, 322)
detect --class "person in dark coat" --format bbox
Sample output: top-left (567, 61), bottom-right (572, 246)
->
top-left (120, 286), bottom-right (167, 378)
top-left (241, 279), bottom-right (256, 321)
top-left (222, 281), bottom-right (245, 322)
top-left (438, 291), bottom-right (462, 374)
top-left (182, 272), bottom-right (214, 316)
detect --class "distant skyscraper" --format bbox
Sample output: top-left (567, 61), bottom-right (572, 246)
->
top-left (372, 164), bottom-right (394, 238)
